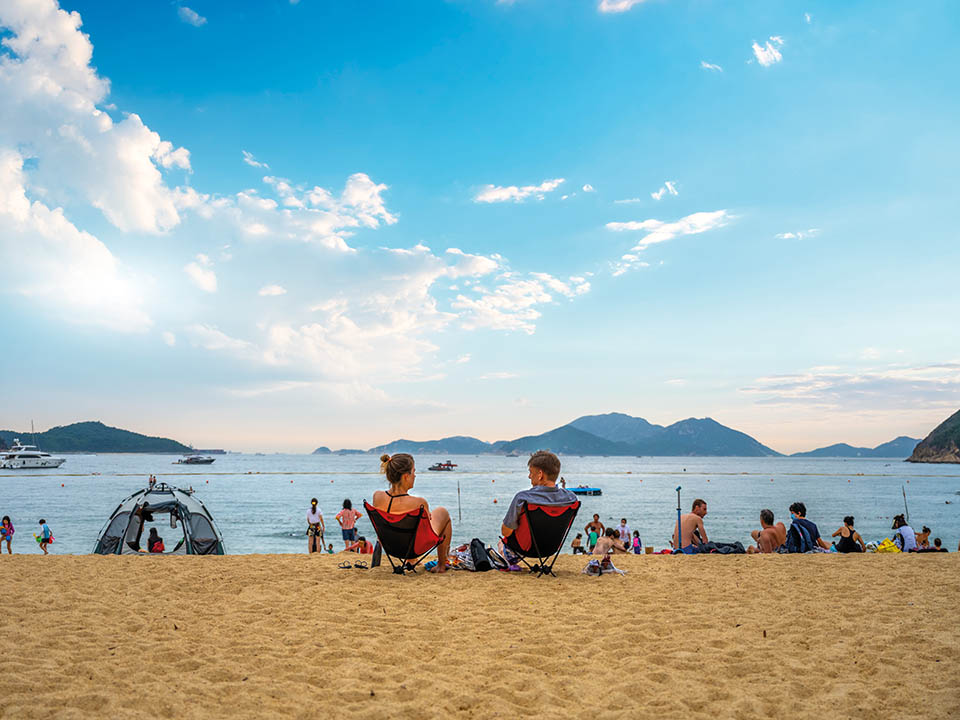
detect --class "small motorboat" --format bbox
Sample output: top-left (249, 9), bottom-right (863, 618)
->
top-left (569, 485), bottom-right (602, 496)
top-left (427, 461), bottom-right (458, 471)
top-left (175, 454), bottom-right (215, 465)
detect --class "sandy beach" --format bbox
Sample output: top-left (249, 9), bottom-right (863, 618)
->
top-left (2, 553), bottom-right (958, 719)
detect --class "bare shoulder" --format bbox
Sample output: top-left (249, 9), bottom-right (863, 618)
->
top-left (371, 489), bottom-right (386, 506)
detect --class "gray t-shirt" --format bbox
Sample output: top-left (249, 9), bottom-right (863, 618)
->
top-left (502, 485), bottom-right (579, 530)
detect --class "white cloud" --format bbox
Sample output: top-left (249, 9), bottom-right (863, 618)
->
top-left (650, 181), bottom-right (678, 201)
top-left (186, 323), bottom-right (255, 354)
top-left (665, 379), bottom-right (686, 386)
top-left (614, 197), bottom-right (644, 204)
top-left (177, 6), bottom-right (207, 27)
top-left (258, 284), bottom-right (287, 297)
top-left (598, 0), bottom-right (646, 12)
top-left (0, 148), bottom-right (151, 332)
top-left (474, 178), bottom-right (564, 203)
top-left (752, 36), bottom-right (784, 67)
top-left (700, 61), bottom-right (723, 72)
top-left (804, 13), bottom-right (812, 24)
top-left (184, 254), bottom-right (217, 293)
top-left (241, 150), bottom-right (268, 168)
top-left (0, 2), bottom-right (192, 235)
top-left (480, 372), bottom-right (519, 380)
top-left (582, 184), bottom-right (595, 193)
top-left (162, 331), bottom-right (176, 346)
top-left (607, 210), bottom-right (732, 275)
top-left (456, 354), bottom-right (471, 364)
top-left (775, 228), bottom-right (820, 240)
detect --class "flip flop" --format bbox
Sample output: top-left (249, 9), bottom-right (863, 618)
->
top-left (338, 561), bottom-right (353, 569)
top-left (354, 560), bottom-right (369, 569)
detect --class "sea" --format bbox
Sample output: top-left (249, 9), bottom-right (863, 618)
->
top-left (2, 454), bottom-right (959, 554)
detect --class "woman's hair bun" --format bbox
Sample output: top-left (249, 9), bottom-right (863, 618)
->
top-left (380, 454), bottom-right (391, 463)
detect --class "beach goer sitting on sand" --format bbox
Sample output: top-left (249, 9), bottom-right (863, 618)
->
top-left (672, 499), bottom-right (708, 552)
top-left (787, 502), bottom-right (831, 551)
top-left (326, 543), bottom-right (335, 554)
top-left (147, 527), bottom-right (164, 553)
top-left (892, 514), bottom-right (917, 552)
top-left (345, 536), bottom-right (374, 554)
top-left (1, 516), bottom-right (13, 554)
top-left (307, 498), bottom-right (325, 554)
top-left (916, 526), bottom-right (931, 549)
top-left (571, 533), bottom-right (586, 554)
top-left (832, 516), bottom-right (866, 553)
top-left (593, 528), bottom-right (628, 556)
top-left (585, 514), bottom-right (605, 538)
top-left (632, 530), bottom-right (642, 554)
top-left (933, 538), bottom-right (947, 552)
top-left (747, 509), bottom-right (786, 554)
top-left (501, 450), bottom-right (578, 543)
top-left (372, 454), bottom-right (452, 573)
top-left (336, 499), bottom-right (363, 550)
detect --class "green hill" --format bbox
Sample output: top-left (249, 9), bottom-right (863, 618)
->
top-left (908, 410), bottom-right (960, 464)
top-left (0, 421), bottom-right (192, 453)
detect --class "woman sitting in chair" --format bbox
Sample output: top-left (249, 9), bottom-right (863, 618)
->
top-left (372, 453), bottom-right (452, 573)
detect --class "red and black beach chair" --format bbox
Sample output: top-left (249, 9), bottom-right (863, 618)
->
top-left (502, 500), bottom-right (581, 577)
top-left (363, 501), bottom-right (444, 575)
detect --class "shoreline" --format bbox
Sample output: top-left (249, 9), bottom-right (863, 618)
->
top-left (2, 554), bottom-right (957, 719)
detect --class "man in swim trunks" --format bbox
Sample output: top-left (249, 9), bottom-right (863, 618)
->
top-left (501, 451), bottom-right (578, 540)
top-left (584, 514), bottom-right (604, 537)
top-left (672, 498), bottom-right (708, 551)
top-left (747, 509), bottom-right (786, 553)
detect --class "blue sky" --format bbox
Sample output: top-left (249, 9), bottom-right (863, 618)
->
top-left (1, 0), bottom-right (958, 452)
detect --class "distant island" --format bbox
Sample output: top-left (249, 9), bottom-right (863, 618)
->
top-left (0, 421), bottom-right (193, 454)
top-left (790, 436), bottom-right (920, 459)
top-left (908, 409), bottom-right (960, 464)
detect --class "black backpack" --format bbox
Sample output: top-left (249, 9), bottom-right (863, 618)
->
top-left (470, 538), bottom-right (493, 572)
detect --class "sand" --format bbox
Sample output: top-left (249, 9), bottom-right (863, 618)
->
top-left (1, 553), bottom-right (958, 719)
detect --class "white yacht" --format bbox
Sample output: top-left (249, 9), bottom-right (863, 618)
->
top-left (0, 439), bottom-right (66, 469)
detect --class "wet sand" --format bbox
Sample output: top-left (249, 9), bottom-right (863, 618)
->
top-left (1, 553), bottom-right (958, 719)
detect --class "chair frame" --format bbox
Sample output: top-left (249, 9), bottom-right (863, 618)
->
top-left (364, 501), bottom-right (443, 575)
top-left (502, 500), bottom-right (580, 577)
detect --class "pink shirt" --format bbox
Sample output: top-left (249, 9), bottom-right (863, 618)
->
top-left (336, 508), bottom-right (361, 530)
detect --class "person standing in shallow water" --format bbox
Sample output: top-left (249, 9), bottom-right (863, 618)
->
top-left (1, 516), bottom-right (14, 554)
top-left (306, 498), bottom-right (325, 554)
top-left (335, 499), bottom-right (362, 550)
top-left (371, 454), bottom-right (452, 573)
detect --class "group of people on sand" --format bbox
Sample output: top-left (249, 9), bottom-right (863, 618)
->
top-left (571, 515), bottom-right (643, 555)
top-left (306, 497), bottom-right (375, 554)
top-left (0, 516), bottom-right (53, 555)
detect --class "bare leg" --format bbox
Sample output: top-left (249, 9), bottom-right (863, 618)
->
top-left (429, 506), bottom-right (452, 573)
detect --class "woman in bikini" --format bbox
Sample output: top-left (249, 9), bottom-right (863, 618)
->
top-left (372, 453), bottom-right (452, 573)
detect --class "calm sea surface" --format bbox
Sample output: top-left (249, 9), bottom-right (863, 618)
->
top-left (2, 454), bottom-right (959, 554)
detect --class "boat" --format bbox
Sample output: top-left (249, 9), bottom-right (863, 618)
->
top-left (0, 439), bottom-right (66, 469)
top-left (505, 449), bottom-right (521, 457)
top-left (175, 454), bottom-right (215, 465)
top-left (427, 461), bottom-right (458, 471)
top-left (569, 485), bottom-right (602, 496)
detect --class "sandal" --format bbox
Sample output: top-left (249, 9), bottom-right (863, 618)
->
top-left (354, 560), bottom-right (369, 569)
top-left (338, 561), bottom-right (353, 569)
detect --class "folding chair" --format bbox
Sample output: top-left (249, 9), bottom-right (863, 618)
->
top-left (364, 501), bottom-right (443, 575)
top-left (502, 500), bottom-right (580, 577)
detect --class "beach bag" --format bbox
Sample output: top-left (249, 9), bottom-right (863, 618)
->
top-left (783, 520), bottom-right (814, 553)
top-left (470, 538), bottom-right (493, 572)
top-left (875, 538), bottom-right (901, 554)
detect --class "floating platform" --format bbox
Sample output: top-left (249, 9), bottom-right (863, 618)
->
top-left (569, 487), bottom-right (602, 496)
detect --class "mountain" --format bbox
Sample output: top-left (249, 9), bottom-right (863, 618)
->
top-left (311, 447), bottom-right (332, 455)
top-left (569, 412), bottom-right (663, 444)
top-left (0, 421), bottom-right (192, 453)
top-left (908, 410), bottom-right (960, 464)
top-left (792, 436), bottom-right (920, 458)
top-left (369, 436), bottom-right (493, 455)
top-left (632, 417), bottom-right (782, 457)
top-left (492, 425), bottom-right (637, 456)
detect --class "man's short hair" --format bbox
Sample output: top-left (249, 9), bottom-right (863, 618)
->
top-left (692, 498), bottom-right (706, 511)
top-left (528, 450), bottom-right (561, 482)
top-left (760, 509), bottom-right (774, 526)
top-left (789, 501), bottom-right (806, 517)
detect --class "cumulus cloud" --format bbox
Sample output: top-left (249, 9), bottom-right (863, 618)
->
top-left (614, 197), bottom-right (645, 204)
top-left (775, 228), bottom-right (820, 240)
top-left (480, 372), bottom-right (519, 380)
top-left (0, 148), bottom-right (151, 331)
top-left (184, 253), bottom-right (217, 293)
top-left (177, 6), bottom-right (207, 27)
top-left (456, 354), bottom-right (471, 364)
top-left (607, 210), bottom-right (732, 275)
top-left (474, 178), bottom-right (564, 203)
top-left (598, 0), bottom-right (646, 12)
top-left (752, 36), bottom-right (784, 67)
top-left (258, 284), bottom-right (287, 297)
top-left (650, 181), bottom-right (678, 201)
top-left (242, 150), bottom-right (268, 168)
top-left (741, 363), bottom-right (960, 411)
top-left (162, 331), bottom-right (176, 346)
top-left (701, 61), bottom-right (723, 72)
top-left (582, 184), bottom-right (595, 193)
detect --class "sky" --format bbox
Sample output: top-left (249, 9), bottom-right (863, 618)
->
top-left (1, 0), bottom-right (958, 453)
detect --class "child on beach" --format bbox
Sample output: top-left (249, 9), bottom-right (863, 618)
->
top-left (37, 519), bottom-right (52, 555)
top-left (587, 529), bottom-right (599, 553)
top-left (632, 530), bottom-right (642, 554)
top-left (326, 543), bottom-right (335, 554)
top-left (1, 516), bottom-right (13, 554)
top-left (571, 533), bottom-right (585, 554)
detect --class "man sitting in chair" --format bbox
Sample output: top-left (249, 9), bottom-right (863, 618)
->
top-left (501, 451), bottom-right (578, 540)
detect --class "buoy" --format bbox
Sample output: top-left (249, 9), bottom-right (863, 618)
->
top-left (205, 480), bottom-right (209, 484)
top-left (61, 483), bottom-right (64, 487)
top-left (330, 480), bottom-right (334, 483)
top-left (706, 479), bottom-right (710, 482)
top-left (848, 479), bottom-right (851, 482)
top-left (493, 499), bottom-right (498, 504)
top-left (291, 480), bottom-right (294, 483)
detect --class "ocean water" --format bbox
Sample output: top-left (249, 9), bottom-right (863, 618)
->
top-left (1, 454), bottom-right (959, 554)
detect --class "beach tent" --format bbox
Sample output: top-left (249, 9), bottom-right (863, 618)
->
top-left (93, 483), bottom-right (225, 555)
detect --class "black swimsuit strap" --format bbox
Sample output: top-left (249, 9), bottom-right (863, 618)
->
top-left (385, 491), bottom-right (409, 512)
